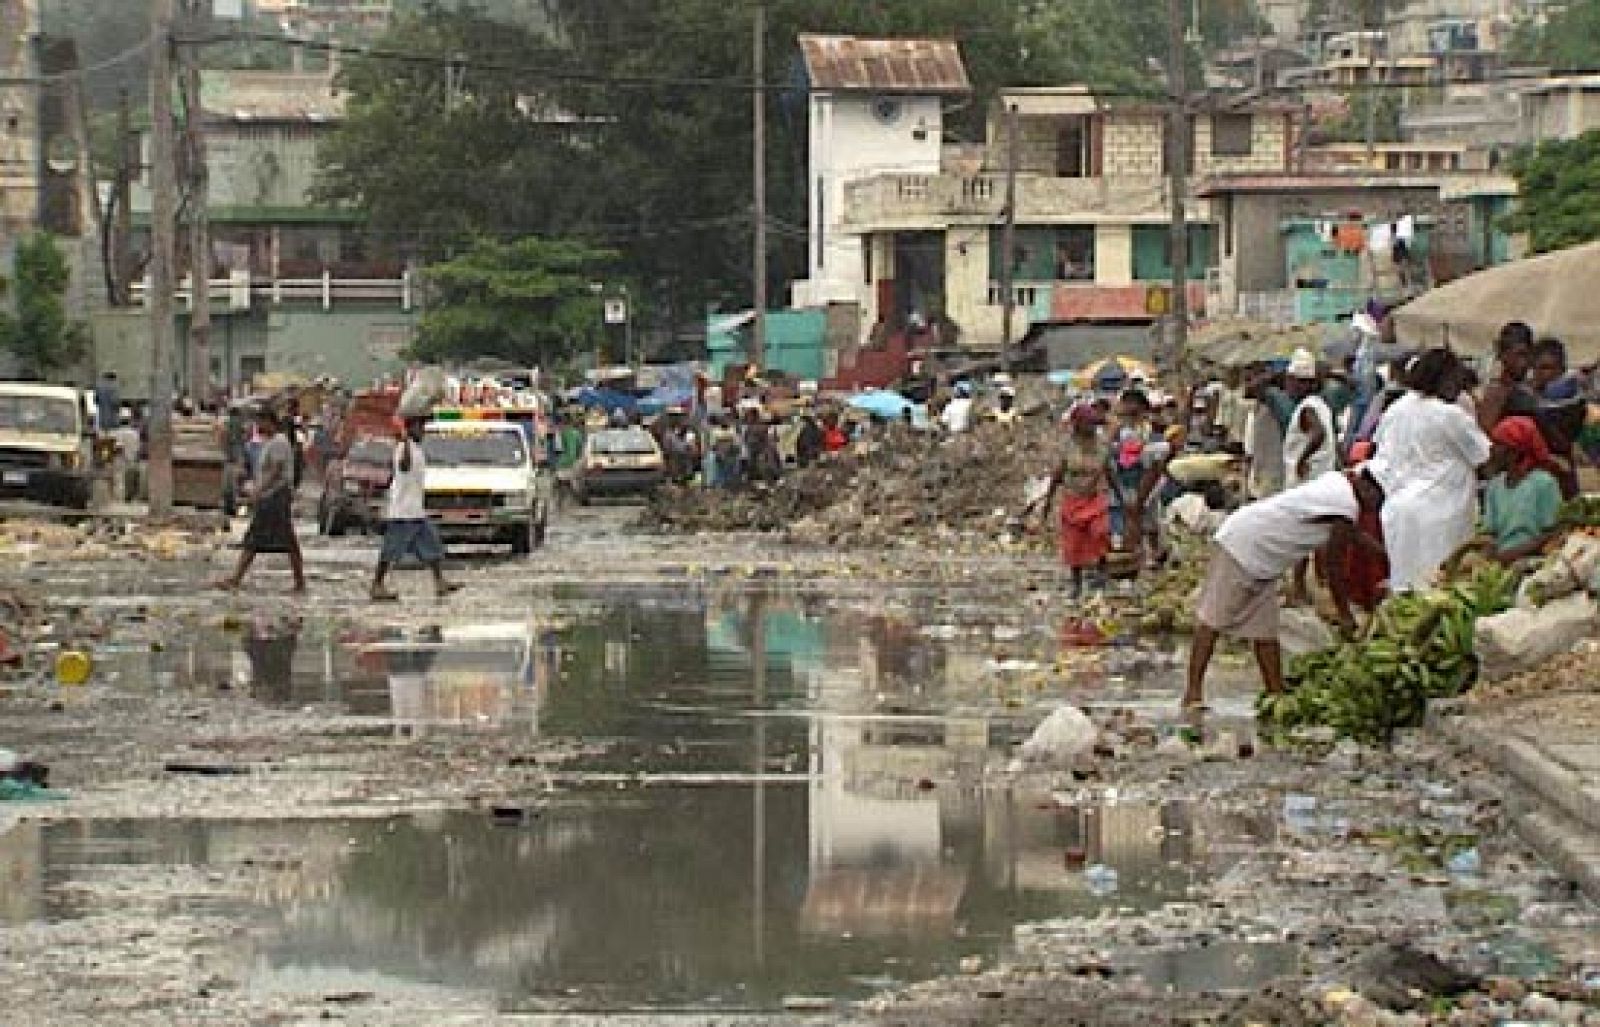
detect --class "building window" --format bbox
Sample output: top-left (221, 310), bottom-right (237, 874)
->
top-left (816, 177), bottom-right (826, 269)
top-left (989, 226), bottom-right (1095, 282)
top-left (863, 236), bottom-right (873, 285)
top-left (1211, 114), bottom-right (1254, 156)
top-left (1056, 116), bottom-right (1093, 178)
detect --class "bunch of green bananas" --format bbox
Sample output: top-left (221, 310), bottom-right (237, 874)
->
top-left (1259, 563), bottom-right (1519, 745)
top-left (1558, 496), bottom-right (1600, 528)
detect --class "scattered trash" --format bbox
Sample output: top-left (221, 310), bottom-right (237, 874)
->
top-left (1084, 864), bottom-right (1119, 897)
top-left (54, 649), bottom-right (92, 686)
top-left (162, 761), bottom-right (249, 776)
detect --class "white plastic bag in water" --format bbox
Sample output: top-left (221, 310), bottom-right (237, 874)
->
top-left (1019, 706), bottom-right (1098, 765)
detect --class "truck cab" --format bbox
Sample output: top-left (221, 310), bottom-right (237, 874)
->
top-left (423, 416), bottom-right (551, 555)
top-left (0, 383), bottom-right (96, 508)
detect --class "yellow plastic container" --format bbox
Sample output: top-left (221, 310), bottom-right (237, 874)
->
top-left (55, 650), bottom-right (93, 686)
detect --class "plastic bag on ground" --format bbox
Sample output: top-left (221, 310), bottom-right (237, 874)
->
top-left (1019, 705), bottom-right (1097, 765)
top-left (1279, 607), bottom-right (1336, 657)
top-left (1475, 592), bottom-right (1600, 680)
top-left (1516, 535), bottom-right (1600, 608)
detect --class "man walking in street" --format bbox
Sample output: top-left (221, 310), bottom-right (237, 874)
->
top-left (216, 407), bottom-right (306, 594)
top-left (370, 414), bottom-right (459, 602)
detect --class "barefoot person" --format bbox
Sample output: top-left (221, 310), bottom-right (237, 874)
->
top-left (217, 407), bottom-right (306, 593)
top-left (1183, 467), bottom-right (1386, 709)
top-left (370, 414), bottom-right (458, 602)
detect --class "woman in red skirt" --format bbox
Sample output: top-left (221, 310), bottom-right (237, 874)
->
top-left (1041, 403), bottom-right (1113, 598)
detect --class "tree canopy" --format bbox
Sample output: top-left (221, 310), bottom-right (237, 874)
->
top-left (411, 236), bottom-right (615, 368)
top-left (1506, 0), bottom-right (1600, 71)
top-left (1504, 131), bottom-right (1600, 254)
top-left (0, 234), bottom-right (91, 378)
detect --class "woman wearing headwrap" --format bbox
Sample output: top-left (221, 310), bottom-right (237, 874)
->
top-left (1038, 403), bottom-right (1112, 597)
top-left (1479, 416), bottom-right (1563, 564)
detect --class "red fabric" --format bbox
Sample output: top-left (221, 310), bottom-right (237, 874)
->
top-left (822, 427), bottom-right (848, 452)
top-left (1342, 503), bottom-right (1389, 612)
top-left (1492, 416), bottom-right (1555, 477)
top-left (1059, 493), bottom-right (1112, 568)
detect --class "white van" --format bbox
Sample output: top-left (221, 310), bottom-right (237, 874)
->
top-left (0, 383), bottom-right (96, 508)
top-left (422, 419), bottom-right (551, 555)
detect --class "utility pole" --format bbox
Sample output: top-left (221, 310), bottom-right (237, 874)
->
top-left (1362, 0), bottom-right (1385, 165)
top-left (1165, 0), bottom-right (1191, 366)
top-left (750, 1), bottom-right (768, 371)
top-left (147, 0), bottom-right (177, 519)
top-left (180, 0), bottom-right (212, 405)
top-left (998, 103), bottom-right (1020, 372)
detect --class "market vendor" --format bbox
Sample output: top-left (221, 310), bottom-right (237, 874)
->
top-left (1184, 467), bottom-right (1387, 709)
top-left (1476, 416), bottom-right (1564, 565)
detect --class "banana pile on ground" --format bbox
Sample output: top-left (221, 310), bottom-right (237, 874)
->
top-left (1257, 563), bottom-right (1519, 745)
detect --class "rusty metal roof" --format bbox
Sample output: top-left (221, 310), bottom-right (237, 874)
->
top-left (798, 34), bottom-right (970, 95)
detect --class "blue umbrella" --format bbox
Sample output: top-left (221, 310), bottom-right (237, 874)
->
top-left (848, 390), bottom-right (915, 419)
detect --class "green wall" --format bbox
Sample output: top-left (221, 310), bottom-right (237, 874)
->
top-left (1132, 225), bottom-right (1215, 281)
top-left (707, 308), bottom-right (827, 380)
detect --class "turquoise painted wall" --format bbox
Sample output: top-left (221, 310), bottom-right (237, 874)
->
top-left (707, 309), bottom-right (827, 381)
top-left (1131, 225), bottom-right (1215, 281)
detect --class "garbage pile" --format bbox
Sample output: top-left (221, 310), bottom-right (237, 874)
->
top-left (0, 518), bottom-right (216, 565)
top-left (643, 420), bottom-right (1060, 551)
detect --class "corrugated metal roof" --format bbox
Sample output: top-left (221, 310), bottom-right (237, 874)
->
top-left (798, 34), bottom-right (970, 95)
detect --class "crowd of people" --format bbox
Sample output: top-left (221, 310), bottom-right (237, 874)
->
top-left (1172, 321), bottom-right (1593, 709)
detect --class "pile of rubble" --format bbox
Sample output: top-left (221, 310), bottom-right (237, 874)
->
top-left (0, 518), bottom-right (218, 565)
top-left (643, 419), bottom-right (1059, 551)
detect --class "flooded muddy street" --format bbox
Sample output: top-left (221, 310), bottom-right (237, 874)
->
top-left (2, 510), bottom-right (1598, 1024)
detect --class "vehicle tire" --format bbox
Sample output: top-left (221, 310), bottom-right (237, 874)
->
top-left (510, 520), bottom-right (533, 556)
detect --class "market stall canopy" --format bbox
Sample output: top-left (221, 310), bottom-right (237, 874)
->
top-left (1186, 320), bottom-right (1332, 368)
top-left (1070, 355), bottom-right (1153, 390)
top-left (1392, 242), bottom-right (1600, 362)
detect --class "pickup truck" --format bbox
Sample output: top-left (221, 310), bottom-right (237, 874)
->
top-left (0, 383), bottom-right (96, 508)
top-left (423, 419), bottom-right (551, 555)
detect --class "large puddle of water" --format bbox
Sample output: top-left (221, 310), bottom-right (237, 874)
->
top-left (11, 583), bottom-right (1278, 1010)
top-left (14, 789), bottom-right (1277, 1011)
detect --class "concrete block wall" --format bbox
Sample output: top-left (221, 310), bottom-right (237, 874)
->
top-left (1197, 114), bottom-right (1293, 175)
top-left (1102, 114), bottom-right (1165, 177)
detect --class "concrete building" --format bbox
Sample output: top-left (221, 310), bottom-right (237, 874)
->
top-left (0, 0), bottom-right (40, 239)
top-left (831, 84), bottom-right (1298, 353)
top-left (792, 34), bottom-right (972, 314)
top-left (114, 69), bottom-right (417, 396)
top-left (1520, 75), bottom-right (1600, 141)
top-left (1200, 171), bottom-right (1517, 324)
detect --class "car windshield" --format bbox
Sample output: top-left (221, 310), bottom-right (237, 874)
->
top-left (0, 395), bottom-right (79, 435)
top-left (590, 430), bottom-right (657, 456)
top-left (423, 430), bottom-right (527, 468)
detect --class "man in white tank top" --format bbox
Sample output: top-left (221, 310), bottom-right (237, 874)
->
top-left (1184, 468), bottom-right (1387, 709)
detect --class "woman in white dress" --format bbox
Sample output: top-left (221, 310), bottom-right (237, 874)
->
top-left (1368, 349), bottom-right (1492, 593)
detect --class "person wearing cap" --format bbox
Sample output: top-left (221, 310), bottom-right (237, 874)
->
top-left (1185, 467), bottom-right (1387, 709)
top-left (1282, 349), bottom-right (1336, 488)
top-left (1038, 403), bottom-right (1111, 597)
top-left (989, 386), bottom-right (1021, 427)
top-left (1369, 348), bottom-right (1491, 592)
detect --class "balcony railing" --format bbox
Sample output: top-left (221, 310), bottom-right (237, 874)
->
top-left (844, 173), bottom-right (1174, 227)
top-left (131, 269), bottom-right (415, 311)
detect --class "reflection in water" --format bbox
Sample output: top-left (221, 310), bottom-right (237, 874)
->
top-left (24, 587), bottom-right (1267, 1009)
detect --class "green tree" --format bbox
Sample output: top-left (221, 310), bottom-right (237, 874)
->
top-left (1505, 0), bottom-right (1600, 70)
top-left (1504, 132), bottom-right (1600, 253)
top-left (412, 236), bottom-right (615, 366)
top-left (0, 234), bottom-right (91, 378)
